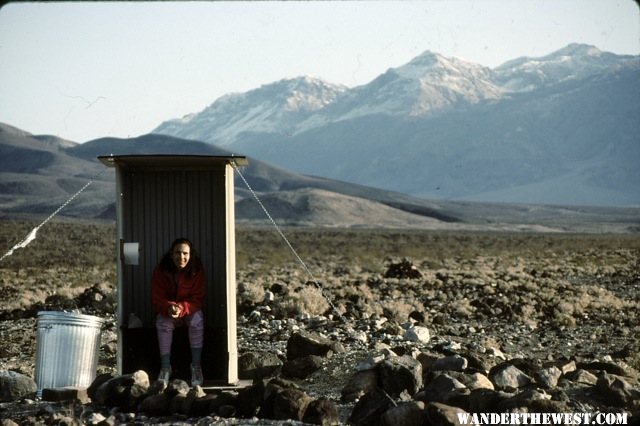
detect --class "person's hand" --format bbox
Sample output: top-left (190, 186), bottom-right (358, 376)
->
top-left (169, 304), bottom-right (182, 319)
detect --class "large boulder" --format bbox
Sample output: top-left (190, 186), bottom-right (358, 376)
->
top-left (282, 355), bottom-right (324, 379)
top-left (272, 387), bottom-right (313, 421)
top-left (302, 397), bottom-right (340, 426)
top-left (381, 401), bottom-right (425, 426)
top-left (595, 372), bottom-right (640, 407)
top-left (93, 370), bottom-right (150, 410)
top-left (341, 369), bottom-right (379, 402)
top-left (286, 330), bottom-right (345, 360)
top-left (0, 371), bottom-right (36, 402)
top-left (348, 387), bottom-right (396, 426)
top-left (377, 355), bottom-right (423, 397)
top-left (238, 351), bottom-right (282, 380)
top-left (489, 364), bottom-right (532, 391)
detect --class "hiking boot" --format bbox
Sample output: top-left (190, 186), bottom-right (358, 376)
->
top-left (158, 367), bottom-right (171, 386)
top-left (191, 364), bottom-right (203, 387)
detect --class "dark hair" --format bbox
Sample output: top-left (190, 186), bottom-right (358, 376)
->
top-left (159, 238), bottom-right (202, 277)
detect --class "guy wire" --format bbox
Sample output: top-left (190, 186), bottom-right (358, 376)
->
top-left (231, 160), bottom-right (345, 323)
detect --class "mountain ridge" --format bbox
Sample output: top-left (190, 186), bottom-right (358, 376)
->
top-left (152, 43), bottom-right (640, 207)
top-left (3, 122), bottom-right (638, 232)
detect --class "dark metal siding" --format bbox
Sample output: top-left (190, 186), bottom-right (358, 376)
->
top-left (120, 165), bottom-right (228, 328)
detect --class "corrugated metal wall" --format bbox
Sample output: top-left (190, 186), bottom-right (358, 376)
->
top-left (120, 164), bottom-right (229, 328)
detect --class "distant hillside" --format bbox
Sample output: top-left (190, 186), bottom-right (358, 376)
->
top-left (154, 44), bottom-right (640, 207)
top-left (0, 126), bottom-right (463, 227)
top-left (1, 123), bottom-right (639, 232)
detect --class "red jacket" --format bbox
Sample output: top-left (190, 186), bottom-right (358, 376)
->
top-left (151, 264), bottom-right (206, 318)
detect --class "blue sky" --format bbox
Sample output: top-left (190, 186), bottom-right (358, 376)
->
top-left (0, 0), bottom-right (638, 143)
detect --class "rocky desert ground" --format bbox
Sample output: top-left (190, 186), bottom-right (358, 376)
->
top-left (0, 220), bottom-right (639, 425)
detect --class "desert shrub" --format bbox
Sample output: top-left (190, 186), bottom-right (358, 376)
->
top-left (271, 285), bottom-right (330, 318)
top-left (381, 298), bottom-right (419, 323)
top-left (296, 286), bottom-right (331, 316)
top-left (238, 281), bottom-right (266, 308)
top-left (271, 298), bottom-right (301, 319)
top-left (517, 304), bottom-right (538, 329)
top-left (453, 298), bottom-right (475, 318)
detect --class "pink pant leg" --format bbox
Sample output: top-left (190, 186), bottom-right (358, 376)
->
top-left (155, 314), bottom-right (175, 356)
top-left (156, 310), bottom-right (204, 355)
top-left (186, 310), bottom-right (204, 349)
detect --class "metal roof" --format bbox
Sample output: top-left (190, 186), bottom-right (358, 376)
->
top-left (98, 154), bottom-right (248, 169)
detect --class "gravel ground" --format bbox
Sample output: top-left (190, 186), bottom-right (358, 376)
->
top-left (1, 225), bottom-right (639, 424)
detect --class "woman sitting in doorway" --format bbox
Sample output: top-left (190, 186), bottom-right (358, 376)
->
top-left (151, 238), bottom-right (206, 387)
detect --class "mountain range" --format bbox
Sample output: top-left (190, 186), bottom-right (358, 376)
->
top-left (1, 122), bottom-right (639, 233)
top-left (153, 43), bottom-right (640, 207)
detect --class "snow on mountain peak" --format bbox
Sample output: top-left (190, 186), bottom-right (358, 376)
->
top-left (280, 76), bottom-right (348, 112)
top-left (493, 43), bottom-right (636, 92)
top-left (153, 44), bottom-right (637, 149)
top-left (387, 51), bottom-right (503, 115)
top-left (396, 51), bottom-right (484, 79)
top-left (547, 43), bottom-right (603, 58)
top-left (153, 75), bottom-right (346, 146)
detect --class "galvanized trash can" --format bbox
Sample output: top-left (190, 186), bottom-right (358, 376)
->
top-left (35, 311), bottom-right (104, 393)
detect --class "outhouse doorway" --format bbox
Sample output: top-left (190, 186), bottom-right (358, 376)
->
top-left (99, 155), bottom-right (247, 385)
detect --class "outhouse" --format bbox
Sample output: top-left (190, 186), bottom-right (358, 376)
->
top-left (99, 154), bottom-right (247, 385)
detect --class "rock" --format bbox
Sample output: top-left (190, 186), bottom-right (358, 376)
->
top-left (138, 393), bottom-right (170, 416)
top-left (218, 404), bottom-right (237, 417)
top-left (260, 378), bottom-right (304, 419)
top-left (302, 397), bottom-right (340, 426)
top-left (169, 394), bottom-right (191, 415)
top-left (535, 366), bottom-right (562, 389)
top-left (578, 361), bottom-right (628, 376)
top-left (84, 412), bottom-right (107, 425)
top-left (348, 387), bottom-right (396, 426)
top-left (286, 330), bottom-right (345, 360)
top-left (76, 283), bottom-right (115, 315)
top-left (164, 378), bottom-right (189, 397)
top-left (452, 372), bottom-right (494, 391)
top-left (0, 371), bottom-right (37, 402)
top-left (342, 369), bottom-right (379, 402)
top-left (556, 359), bottom-right (577, 375)
top-left (272, 387), bottom-right (313, 421)
top-left (489, 364), bottom-right (532, 391)
top-left (93, 370), bottom-right (150, 410)
top-left (201, 390), bottom-right (236, 416)
top-left (384, 259), bottom-right (422, 279)
top-left (496, 388), bottom-right (552, 411)
top-left (235, 380), bottom-right (266, 418)
top-left (41, 387), bottom-right (90, 404)
top-left (467, 388), bottom-right (514, 412)
top-left (238, 351), bottom-right (282, 380)
top-left (417, 373), bottom-right (467, 404)
top-left (381, 400), bottom-right (425, 426)
top-left (52, 413), bottom-right (82, 426)
top-left (564, 369), bottom-right (598, 385)
top-left (282, 354), bottom-right (324, 379)
top-left (461, 351), bottom-right (495, 374)
top-left (194, 416), bottom-right (215, 426)
top-left (595, 372), bottom-right (640, 407)
top-left (87, 373), bottom-right (115, 402)
top-left (417, 353), bottom-right (439, 371)
top-left (263, 290), bottom-right (275, 303)
top-left (404, 326), bottom-right (431, 343)
top-left (189, 393), bottom-right (221, 417)
top-left (425, 402), bottom-right (468, 426)
top-left (431, 355), bottom-right (468, 372)
top-left (377, 355), bottom-right (423, 397)
top-left (356, 354), bottom-right (387, 371)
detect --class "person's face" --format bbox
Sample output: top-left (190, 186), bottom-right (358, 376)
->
top-left (172, 243), bottom-right (191, 270)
